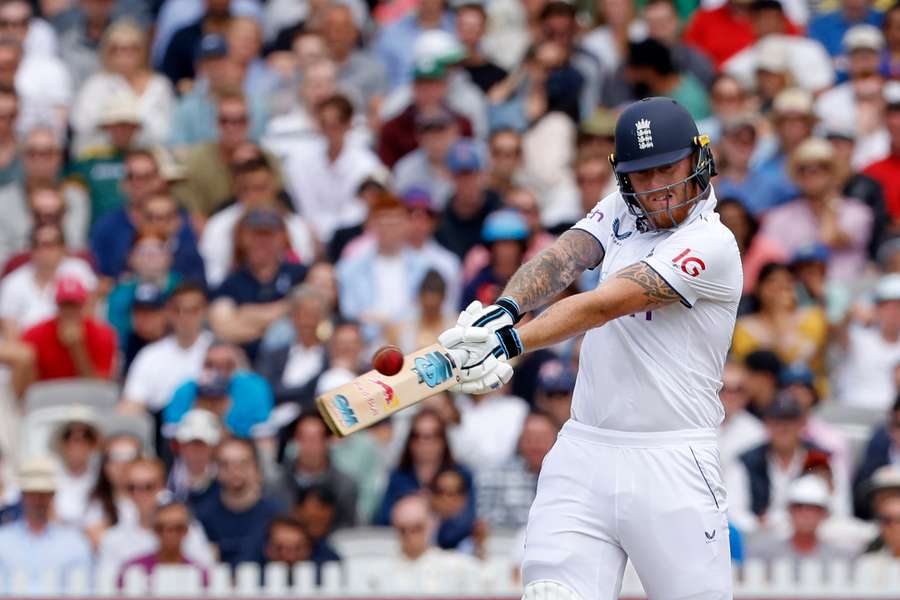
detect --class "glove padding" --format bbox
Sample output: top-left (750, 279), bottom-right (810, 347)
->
top-left (440, 301), bottom-right (521, 395)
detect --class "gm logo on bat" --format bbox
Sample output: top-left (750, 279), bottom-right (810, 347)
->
top-left (413, 351), bottom-right (454, 388)
top-left (332, 394), bottom-right (359, 427)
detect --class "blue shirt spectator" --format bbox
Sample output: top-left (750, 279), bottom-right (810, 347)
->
top-left (807, 6), bottom-right (883, 57)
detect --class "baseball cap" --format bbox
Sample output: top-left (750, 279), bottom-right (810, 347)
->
top-left (788, 474), bottom-right (830, 508)
top-left (779, 362), bottom-right (814, 387)
top-left (755, 37), bottom-right (789, 74)
top-left (482, 209), bottom-right (529, 243)
top-left (869, 465), bottom-right (900, 498)
top-left (55, 277), bottom-right (88, 305)
top-left (772, 88), bottom-right (814, 117)
top-left (414, 30), bottom-right (465, 69)
top-left (791, 137), bottom-right (834, 165)
top-left (764, 390), bottom-right (805, 420)
top-left (790, 243), bottom-right (830, 266)
top-left (875, 274), bottom-right (900, 303)
top-left (537, 360), bottom-right (577, 394)
top-left (196, 370), bottom-right (230, 398)
top-left (744, 350), bottom-right (783, 376)
top-left (886, 81), bottom-right (900, 110)
top-left (415, 105), bottom-right (455, 131)
top-left (844, 24), bottom-right (884, 53)
top-left (196, 34), bottom-right (228, 62)
top-left (244, 208), bottom-right (283, 230)
top-left (19, 456), bottom-right (57, 493)
top-left (98, 94), bottom-right (142, 127)
top-left (175, 409), bottom-right (222, 446)
top-left (132, 283), bottom-right (166, 310)
top-left (401, 187), bottom-right (435, 212)
top-left (446, 139), bottom-right (483, 174)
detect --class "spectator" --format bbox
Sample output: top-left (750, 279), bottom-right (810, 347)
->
top-left (83, 432), bottom-right (142, 547)
top-left (620, 39), bottom-right (710, 121)
top-left (208, 208), bottom-right (307, 361)
top-left (195, 438), bottom-right (283, 567)
top-left (746, 475), bottom-right (855, 563)
top-left (322, 3), bottom-right (387, 109)
top-left (643, 0), bottom-right (716, 89)
top-left (21, 277), bottom-right (117, 384)
top-left (225, 16), bottom-right (275, 97)
top-left (731, 263), bottom-right (828, 388)
top-left (745, 88), bottom-right (817, 214)
top-left (835, 275), bottom-right (900, 410)
top-left (856, 467), bottom-right (900, 580)
top-left (0, 86), bottom-right (20, 186)
top-left (121, 282), bottom-right (213, 415)
top-left (532, 360), bottom-right (574, 427)
top-left (718, 361), bottom-right (767, 468)
top-left (375, 408), bottom-right (472, 525)
top-left (283, 94), bottom-right (383, 244)
top-left (163, 341), bottom-right (274, 439)
top-left (376, 59), bottom-right (474, 169)
top-left (715, 198), bottom-right (789, 297)
top-left (262, 515), bottom-right (312, 570)
top-left (68, 93), bottom-right (143, 225)
top-left (160, 0), bottom-right (233, 88)
top-left (760, 137), bottom-right (874, 282)
top-left (0, 456), bottom-right (91, 594)
top-left (386, 494), bottom-right (481, 593)
top-left (373, 0), bottom-right (454, 90)
top-left (429, 466), bottom-right (476, 551)
top-left (268, 411), bottom-right (357, 529)
top-left (457, 4), bottom-right (507, 96)
top-left (0, 1), bottom-right (57, 58)
top-left (120, 284), bottom-right (168, 370)
top-left (723, 3), bottom-right (835, 96)
top-left (727, 390), bottom-right (831, 534)
top-left (70, 19), bottom-right (174, 156)
top-left (882, 2), bottom-right (900, 79)
top-left (815, 25), bottom-right (885, 143)
top-left (476, 411), bottom-right (558, 530)
top-left (393, 106), bottom-right (459, 211)
top-left (336, 193), bottom-right (433, 343)
top-left (0, 222), bottom-right (96, 337)
top-left (176, 95), bottom-right (281, 220)
top-left (743, 349), bottom-right (783, 418)
top-left (448, 381), bottom-right (530, 469)
top-left (435, 139), bottom-right (502, 259)
top-left (98, 457), bottom-right (213, 574)
top-left (386, 270), bottom-right (455, 355)
top-left (485, 128), bottom-right (523, 198)
top-left (789, 244), bottom-right (830, 308)
top-left (853, 399), bottom-right (900, 519)
top-left (256, 285), bottom-right (328, 407)
top-left (49, 406), bottom-right (102, 526)
top-left (169, 34), bottom-right (268, 148)
top-left (200, 151), bottom-right (313, 288)
top-left (56, 0), bottom-right (119, 85)
top-left (863, 82), bottom-right (900, 226)
top-left (167, 409), bottom-right (222, 509)
top-left (106, 234), bottom-right (179, 343)
top-left (293, 484), bottom-right (342, 565)
top-left (713, 116), bottom-right (760, 210)
top-left (0, 33), bottom-right (72, 130)
top-left (699, 74), bottom-right (752, 142)
top-left (118, 501), bottom-right (209, 587)
top-left (808, 0), bottom-right (883, 59)
top-left (461, 209), bottom-right (529, 307)
top-left (0, 172), bottom-right (90, 275)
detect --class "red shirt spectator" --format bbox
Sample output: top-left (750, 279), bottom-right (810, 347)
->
top-left (864, 86), bottom-right (900, 222)
top-left (683, 0), bottom-right (799, 67)
top-left (21, 278), bottom-right (116, 381)
top-left (378, 104), bottom-right (473, 168)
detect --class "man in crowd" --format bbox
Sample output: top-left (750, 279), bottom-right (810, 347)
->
top-left (854, 397), bottom-right (900, 519)
top-left (195, 438), bottom-right (283, 567)
top-left (168, 409), bottom-right (222, 510)
top-left (268, 411), bottom-right (357, 529)
top-left (121, 282), bottom-right (213, 415)
top-left (0, 457), bottom-right (91, 594)
top-left (476, 411), bottom-right (558, 529)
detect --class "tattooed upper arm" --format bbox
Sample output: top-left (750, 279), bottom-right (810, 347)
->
top-left (502, 229), bottom-right (605, 313)
top-left (612, 261), bottom-right (684, 311)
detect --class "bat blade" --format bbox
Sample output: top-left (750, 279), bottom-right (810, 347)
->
top-left (315, 343), bottom-right (460, 437)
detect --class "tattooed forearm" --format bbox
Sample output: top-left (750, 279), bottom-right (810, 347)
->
top-left (613, 262), bottom-right (682, 310)
top-left (502, 229), bottom-right (604, 312)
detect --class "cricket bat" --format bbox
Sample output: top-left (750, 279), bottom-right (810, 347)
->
top-left (316, 343), bottom-right (460, 437)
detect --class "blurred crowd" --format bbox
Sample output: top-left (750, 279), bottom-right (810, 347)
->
top-left (0, 0), bottom-right (898, 592)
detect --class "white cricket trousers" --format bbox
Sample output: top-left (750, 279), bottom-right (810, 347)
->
top-left (522, 419), bottom-right (732, 600)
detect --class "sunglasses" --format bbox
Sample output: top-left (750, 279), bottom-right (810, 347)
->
top-left (435, 487), bottom-right (465, 497)
top-left (127, 169), bottom-right (157, 181)
top-left (127, 481), bottom-right (158, 493)
top-left (219, 115), bottom-right (248, 126)
top-left (411, 431), bottom-right (441, 441)
top-left (797, 163), bottom-right (829, 175)
top-left (62, 427), bottom-right (97, 443)
top-left (154, 522), bottom-right (188, 534)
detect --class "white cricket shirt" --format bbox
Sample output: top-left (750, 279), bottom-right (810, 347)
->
top-left (570, 188), bottom-right (742, 432)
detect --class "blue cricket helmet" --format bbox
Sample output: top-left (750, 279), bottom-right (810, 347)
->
top-left (608, 97), bottom-right (716, 232)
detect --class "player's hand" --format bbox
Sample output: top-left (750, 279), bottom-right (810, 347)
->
top-left (439, 299), bottom-right (522, 350)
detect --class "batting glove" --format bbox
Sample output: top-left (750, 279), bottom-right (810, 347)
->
top-left (439, 299), bottom-right (522, 350)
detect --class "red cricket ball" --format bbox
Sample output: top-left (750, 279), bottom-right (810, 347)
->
top-left (372, 345), bottom-right (404, 376)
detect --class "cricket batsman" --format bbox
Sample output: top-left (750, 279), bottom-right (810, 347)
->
top-left (439, 97), bottom-right (742, 599)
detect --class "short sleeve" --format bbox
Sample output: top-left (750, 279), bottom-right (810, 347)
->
top-left (642, 218), bottom-right (743, 307)
top-left (570, 192), bottom-right (620, 263)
